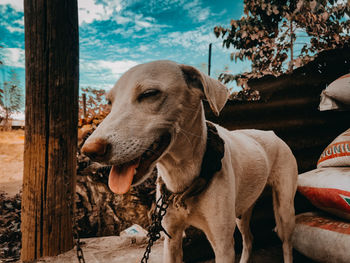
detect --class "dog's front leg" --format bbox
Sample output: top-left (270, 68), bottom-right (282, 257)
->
top-left (162, 212), bottom-right (186, 263)
top-left (204, 214), bottom-right (236, 263)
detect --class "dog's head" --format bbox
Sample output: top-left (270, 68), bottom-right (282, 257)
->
top-left (82, 60), bottom-right (229, 194)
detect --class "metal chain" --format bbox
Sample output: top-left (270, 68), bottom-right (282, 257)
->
top-left (73, 216), bottom-right (86, 263)
top-left (71, 193), bottom-right (169, 263)
top-left (140, 193), bottom-right (172, 263)
top-left (69, 156), bottom-right (86, 263)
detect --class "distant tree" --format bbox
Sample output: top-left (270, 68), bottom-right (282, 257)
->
top-left (0, 69), bottom-right (24, 129)
top-left (214, 0), bottom-right (350, 87)
top-left (79, 87), bottom-right (109, 123)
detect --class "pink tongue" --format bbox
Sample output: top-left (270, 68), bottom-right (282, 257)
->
top-left (108, 162), bottom-right (139, 194)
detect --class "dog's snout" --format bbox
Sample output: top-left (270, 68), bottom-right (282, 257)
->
top-left (81, 138), bottom-right (109, 160)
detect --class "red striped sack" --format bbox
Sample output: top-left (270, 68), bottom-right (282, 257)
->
top-left (317, 128), bottom-right (350, 168)
top-left (292, 212), bottom-right (350, 263)
top-left (298, 167), bottom-right (350, 220)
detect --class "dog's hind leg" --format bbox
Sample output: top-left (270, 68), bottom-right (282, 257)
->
top-left (236, 204), bottom-right (254, 263)
top-left (272, 186), bottom-right (295, 263)
top-left (270, 162), bottom-right (297, 263)
top-left (268, 140), bottom-right (298, 263)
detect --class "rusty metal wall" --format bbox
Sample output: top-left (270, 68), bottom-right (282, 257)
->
top-left (206, 47), bottom-right (350, 174)
top-left (204, 47), bottom-right (350, 248)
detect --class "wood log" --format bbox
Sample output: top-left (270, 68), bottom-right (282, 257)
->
top-left (21, 0), bottom-right (79, 261)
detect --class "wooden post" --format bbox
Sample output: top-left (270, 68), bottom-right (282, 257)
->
top-left (208, 43), bottom-right (212, 76)
top-left (82, 93), bottom-right (87, 120)
top-left (21, 0), bottom-right (79, 261)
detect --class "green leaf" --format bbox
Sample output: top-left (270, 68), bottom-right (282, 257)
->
top-left (213, 0), bottom-right (348, 80)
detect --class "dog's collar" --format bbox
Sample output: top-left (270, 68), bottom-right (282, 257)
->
top-left (158, 121), bottom-right (225, 208)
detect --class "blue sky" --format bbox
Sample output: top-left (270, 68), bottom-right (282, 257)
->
top-left (0, 0), bottom-right (249, 98)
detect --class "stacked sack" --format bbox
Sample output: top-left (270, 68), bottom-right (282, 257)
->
top-left (319, 73), bottom-right (350, 111)
top-left (293, 129), bottom-right (350, 263)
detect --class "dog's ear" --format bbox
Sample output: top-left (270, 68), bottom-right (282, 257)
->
top-left (179, 64), bottom-right (229, 116)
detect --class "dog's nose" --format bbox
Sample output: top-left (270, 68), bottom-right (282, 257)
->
top-left (81, 138), bottom-right (109, 160)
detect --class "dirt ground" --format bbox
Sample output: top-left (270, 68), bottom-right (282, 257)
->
top-left (35, 235), bottom-right (314, 263)
top-left (0, 130), bottom-right (24, 196)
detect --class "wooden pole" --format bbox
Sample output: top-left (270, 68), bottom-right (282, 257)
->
top-left (82, 93), bottom-right (87, 120)
top-left (208, 43), bottom-right (212, 76)
top-left (21, 0), bottom-right (79, 261)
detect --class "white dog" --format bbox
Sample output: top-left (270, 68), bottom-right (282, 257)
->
top-left (82, 60), bottom-right (298, 263)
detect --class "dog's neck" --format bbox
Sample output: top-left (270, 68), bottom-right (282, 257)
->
top-left (157, 103), bottom-right (207, 193)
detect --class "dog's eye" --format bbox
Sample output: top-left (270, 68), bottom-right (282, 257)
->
top-left (138, 89), bottom-right (161, 101)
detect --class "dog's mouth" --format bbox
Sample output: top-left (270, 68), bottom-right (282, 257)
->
top-left (108, 132), bottom-right (171, 194)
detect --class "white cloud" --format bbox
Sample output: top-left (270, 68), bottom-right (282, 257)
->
top-left (2, 48), bottom-right (25, 68)
top-left (183, 0), bottom-right (211, 22)
top-left (80, 59), bottom-right (139, 90)
top-left (97, 59), bottom-right (138, 75)
top-left (118, 47), bottom-right (130, 53)
top-left (0, 0), bottom-right (23, 12)
top-left (78, 0), bottom-right (168, 35)
top-left (159, 26), bottom-right (221, 53)
top-left (145, 0), bottom-right (186, 14)
top-left (13, 18), bottom-right (24, 26)
top-left (78, 0), bottom-right (111, 25)
top-left (78, 0), bottom-right (123, 25)
top-left (113, 27), bottom-right (134, 36)
top-left (115, 14), bottom-right (132, 24)
top-left (112, 13), bottom-right (170, 39)
top-left (116, 11), bottom-right (167, 30)
top-left (115, 12), bottom-right (153, 28)
top-left (0, 7), bottom-right (24, 33)
top-left (135, 20), bottom-right (153, 28)
top-left (82, 59), bottom-right (139, 76)
top-left (139, 45), bottom-right (149, 52)
top-left (6, 25), bottom-right (23, 33)
top-left (197, 8), bottom-right (210, 22)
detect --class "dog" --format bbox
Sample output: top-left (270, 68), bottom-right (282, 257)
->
top-left (81, 60), bottom-right (298, 263)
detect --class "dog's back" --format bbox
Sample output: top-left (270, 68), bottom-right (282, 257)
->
top-left (215, 124), bottom-right (298, 217)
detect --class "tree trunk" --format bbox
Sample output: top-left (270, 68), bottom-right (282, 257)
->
top-left (82, 93), bottom-right (87, 120)
top-left (21, 0), bottom-right (79, 261)
top-left (4, 109), bottom-right (11, 131)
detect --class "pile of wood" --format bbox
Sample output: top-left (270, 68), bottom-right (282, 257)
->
top-left (76, 114), bottom-right (157, 237)
top-left (0, 192), bottom-right (21, 262)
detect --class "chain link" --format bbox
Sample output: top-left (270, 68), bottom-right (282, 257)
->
top-left (140, 193), bottom-right (172, 263)
top-left (73, 216), bottom-right (86, 263)
top-left (71, 193), bottom-right (169, 263)
top-left (69, 158), bottom-right (86, 263)
top-left (71, 190), bottom-right (170, 263)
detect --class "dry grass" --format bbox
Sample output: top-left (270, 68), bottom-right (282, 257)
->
top-left (0, 130), bottom-right (24, 196)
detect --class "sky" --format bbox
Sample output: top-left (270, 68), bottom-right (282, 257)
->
top-left (0, 0), bottom-right (249, 101)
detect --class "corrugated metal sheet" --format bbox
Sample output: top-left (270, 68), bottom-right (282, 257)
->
top-left (205, 47), bottom-right (350, 174)
top-left (202, 47), bottom-right (350, 249)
